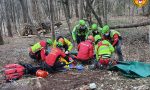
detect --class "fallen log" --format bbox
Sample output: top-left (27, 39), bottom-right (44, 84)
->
top-left (21, 35), bottom-right (51, 38)
top-left (110, 20), bottom-right (150, 29)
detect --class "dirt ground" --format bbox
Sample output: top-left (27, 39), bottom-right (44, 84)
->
top-left (1, 16), bottom-right (150, 90)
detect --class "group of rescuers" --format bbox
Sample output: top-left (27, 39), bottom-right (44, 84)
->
top-left (28, 19), bottom-right (123, 75)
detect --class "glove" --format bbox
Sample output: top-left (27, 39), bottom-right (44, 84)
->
top-left (68, 57), bottom-right (74, 64)
top-left (65, 51), bottom-right (69, 55)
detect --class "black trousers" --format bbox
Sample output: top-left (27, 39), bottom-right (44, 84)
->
top-left (29, 50), bottom-right (41, 61)
top-left (41, 60), bottom-right (66, 73)
top-left (76, 35), bottom-right (86, 44)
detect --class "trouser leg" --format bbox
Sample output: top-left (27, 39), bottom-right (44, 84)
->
top-left (115, 40), bottom-right (124, 61)
top-left (76, 35), bottom-right (85, 44)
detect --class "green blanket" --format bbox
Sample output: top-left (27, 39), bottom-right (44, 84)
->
top-left (109, 61), bottom-right (150, 78)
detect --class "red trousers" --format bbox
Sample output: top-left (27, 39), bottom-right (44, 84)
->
top-left (99, 58), bottom-right (110, 66)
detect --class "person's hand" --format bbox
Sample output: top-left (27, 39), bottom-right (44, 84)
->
top-left (65, 51), bottom-right (69, 54)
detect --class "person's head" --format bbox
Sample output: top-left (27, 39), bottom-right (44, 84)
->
top-left (79, 20), bottom-right (87, 32)
top-left (57, 36), bottom-right (65, 45)
top-left (91, 24), bottom-right (98, 30)
top-left (79, 20), bottom-right (86, 26)
top-left (87, 35), bottom-right (95, 42)
top-left (94, 35), bottom-right (102, 44)
top-left (56, 42), bottom-right (63, 48)
top-left (102, 25), bottom-right (110, 36)
top-left (46, 39), bottom-right (53, 46)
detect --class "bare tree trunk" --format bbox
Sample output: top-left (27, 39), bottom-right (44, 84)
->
top-left (147, 1), bottom-right (150, 16)
top-left (19, 0), bottom-right (28, 23)
top-left (54, 0), bottom-right (58, 21)
top-left (84, 0), bottom-right (94, 26)
top-left (65, 0), bottom-right (71, 19)
top-left (142, 7), bottom-right (145, 15)
top-left (147, 25), bottom-right (150, 44)
top-left (50, 0), bottom-right (55, 41)
top-left (123, 0), bottom-right (126, 15)
top-left (19, 0), bottom-right (32, 24)
top-left (6, 19), bottom-right (13, 37)
top-left (79, 0), bottom-right (84, 19)
top-left (5, 1), bottom-right (13, 37)
top-left (62, 0), bottom-right (72, 34)
top-left (0, 0), bottom-right (4, 45)
top-left (0, 29), bottom-right (4, 45)
top-left (86, 0), bottom-right (103, 27)
top-left (75, 0), bottom-right (79, 18)
top-left (103, 0), bottom-right (107, 24)
top-left (37, 0), bottom-right (46, 22)
top-left (129, 0), bottom-right (131, 15)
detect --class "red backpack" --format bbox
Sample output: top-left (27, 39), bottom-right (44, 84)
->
top-left (3, 64), bottom-right (25, 81)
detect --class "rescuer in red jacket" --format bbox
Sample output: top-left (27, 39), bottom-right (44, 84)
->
top-left (76, 35), bottom-right (94, 63)
top-left (29, 39), bottom-right (53, 62)
top-left (42, 42), bottom-right (69, 73)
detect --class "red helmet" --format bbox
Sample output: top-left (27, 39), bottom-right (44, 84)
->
top-left (58, 38), bottom-right (65, 45)
top-left (88, 35), bottom-right (95, 42)
top-left (36, 70), bottom-right (49, 78)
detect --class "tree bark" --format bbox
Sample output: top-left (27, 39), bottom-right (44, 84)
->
top-left (19, 0), bottom-right (28, 23)
top-left (75, 0), bottom-right (79, 18)
top-left (0, 0), bottom-right (4, 45)
top-left (103, 0), bottom-right (107, 24)
top-left (86, 0), bottom-right (103, 27)
top-left (0, 29), bottom-right (4, 45)
top-left (19, 0), bottom-right (33, 24)
top-left (147, 1), bottom-right (150, 16)
top-left (65, 0), bottom-right (71, 19)
top-left (148, 25), bottom-right (150, 44)
top-left (84, 0), bottom-right (93, 26)
top-left (5, 1), bottom-right (13, 37)
top-left (79, 0), bottom-right (84, 19)
top-left (50, 0), bottom-right (55, 41)
top-left (61, 0), bottom-right (73, 42)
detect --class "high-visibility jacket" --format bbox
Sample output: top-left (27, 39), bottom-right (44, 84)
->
top-left (53, 38), bottom-right (73, 52)
top-left (95, 40), bottom-right (114, 61)
top-left (77, 40), bottom-right (94, 60)
top-left (45, 48), bottom-right (66, 66)
top-left (72, 24), bottom-right (89, 41)
top-left (87, 27), bottom-right (102, 37)
top-left (29, 40), bottom-right (47, 53)
top-left (103, 30), bottom-right (121, 46)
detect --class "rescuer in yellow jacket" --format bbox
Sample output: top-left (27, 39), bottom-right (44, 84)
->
top-left (53, 36), bottom-right (73, 54)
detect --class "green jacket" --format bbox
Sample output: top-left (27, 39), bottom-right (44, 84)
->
top-left (88, 27), bottom-right (102, 37)
top-left (95, 40), bottom-right (114, 61)
top-left (72, 24), bottom-right (89, 41)
top-left (53, 38), bottom-right (73, 52)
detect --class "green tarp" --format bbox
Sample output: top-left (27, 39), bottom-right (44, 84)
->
top-left (109, 61), bottom-right (150, 78)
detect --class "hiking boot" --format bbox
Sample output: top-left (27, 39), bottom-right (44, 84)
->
top-left (88, 64), bottom-right (96, 70)
top-left (96, 63), bottom-right (104, 70)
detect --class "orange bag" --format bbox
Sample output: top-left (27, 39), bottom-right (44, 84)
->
top-left (36, 70), bottom-right (49, 78)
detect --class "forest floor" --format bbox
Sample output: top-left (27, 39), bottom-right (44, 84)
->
top-left (0, 16), bottom-right (150, 90)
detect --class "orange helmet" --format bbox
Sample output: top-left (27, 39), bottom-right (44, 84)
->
top-left (88, 35), bottom-right (95, 42)
top-left (58, 38), bottom-right (65, 45)
top-left (36, 70), bottom-right (49, 78)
